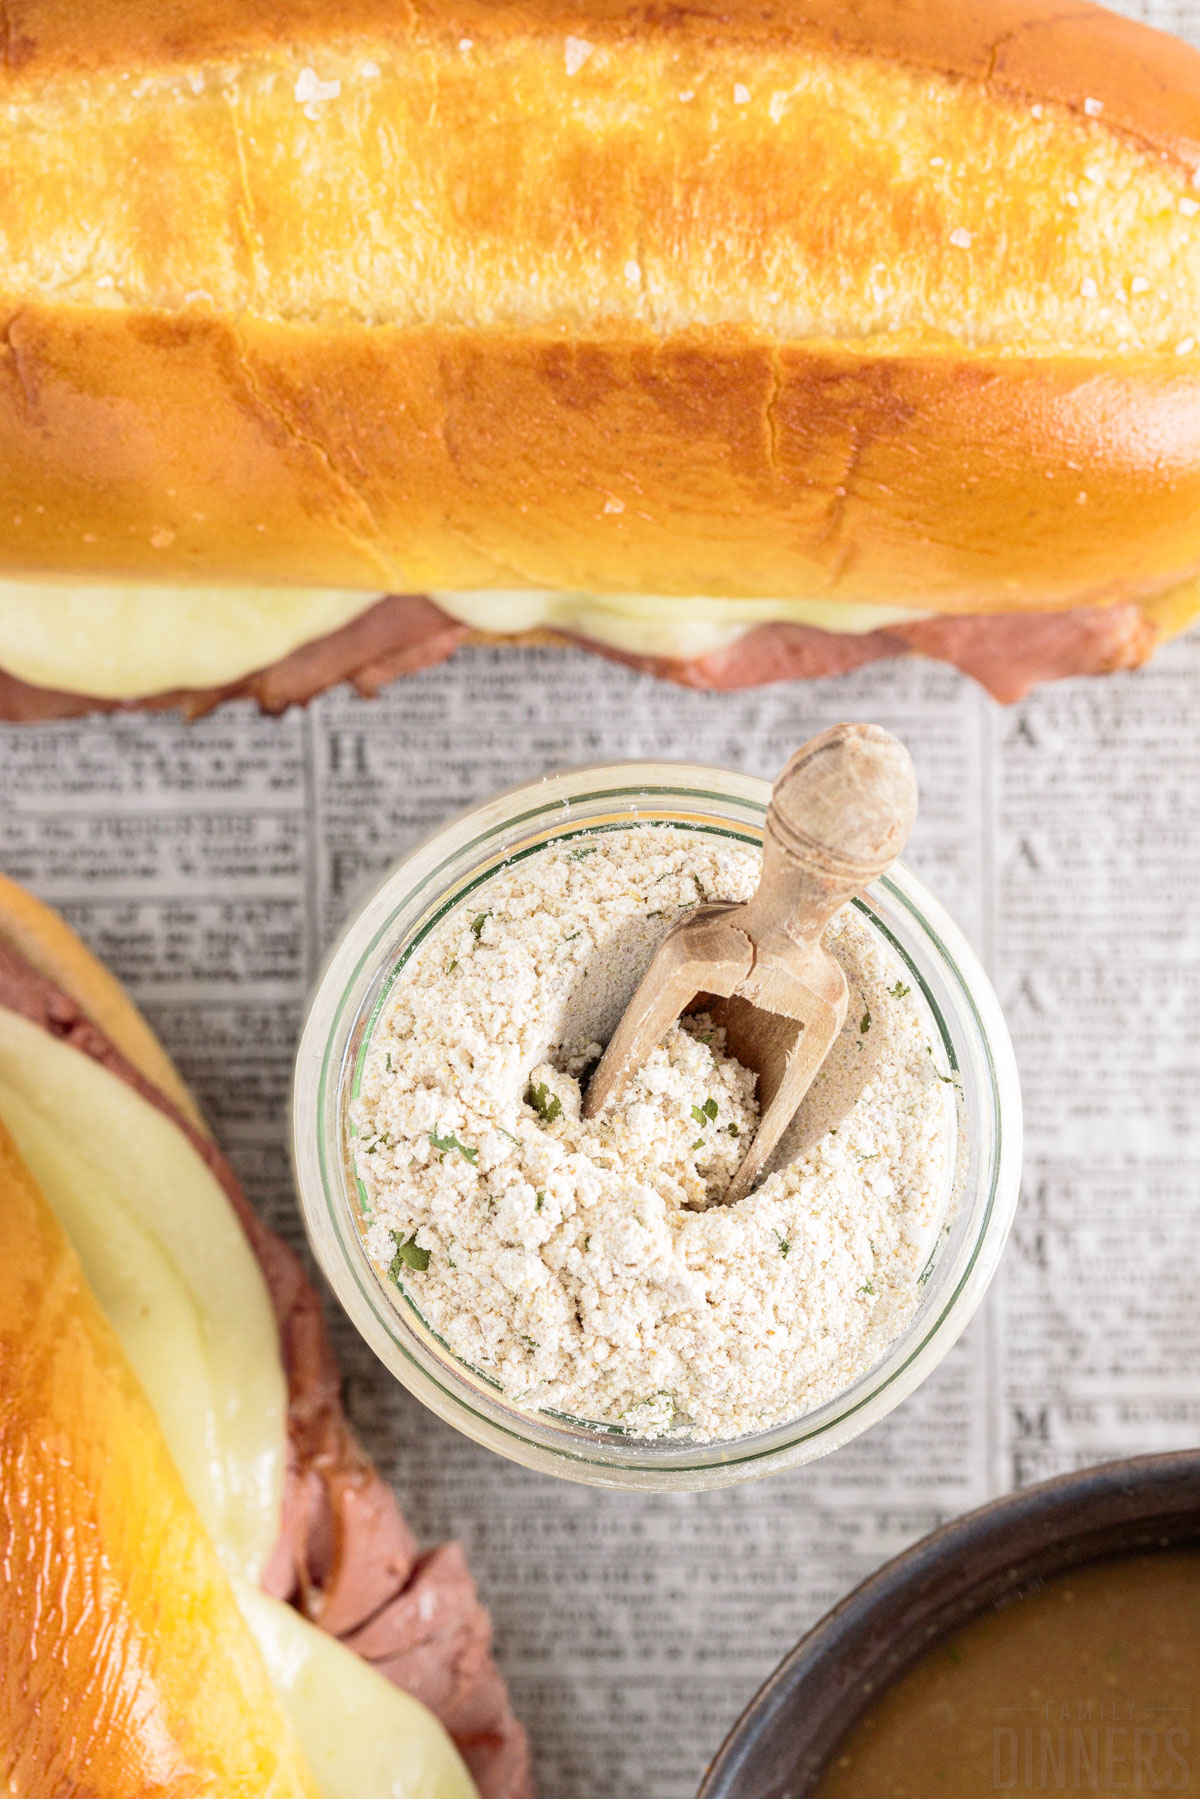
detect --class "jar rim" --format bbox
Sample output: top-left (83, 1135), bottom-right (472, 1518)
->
top-left (292, 761), bottom-right (1022, 1491)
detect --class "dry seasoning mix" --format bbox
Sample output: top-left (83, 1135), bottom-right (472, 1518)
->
top-left (353, 827), bottom-right (955, 1440)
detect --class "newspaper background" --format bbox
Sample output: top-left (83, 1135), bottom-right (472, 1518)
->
top-left (3, 621), bottom-right (1200, 1794)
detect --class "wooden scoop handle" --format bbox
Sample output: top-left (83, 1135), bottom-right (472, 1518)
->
top-left (738, 723), bottom-right (918, 951)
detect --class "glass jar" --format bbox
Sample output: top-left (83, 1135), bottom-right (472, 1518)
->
top-left (292, 762), bottom-right (1021, 1491)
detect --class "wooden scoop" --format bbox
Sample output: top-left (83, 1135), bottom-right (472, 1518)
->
top-left (582, 724), bottom-right (918, 1205)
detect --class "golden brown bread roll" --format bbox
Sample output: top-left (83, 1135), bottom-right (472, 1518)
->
top-left (0, 882), bottom-right (530, 1798)
top-left (0, 1115), bottom-right (316, 1799)
top-left (1, 0), bottom-right (1200, 618)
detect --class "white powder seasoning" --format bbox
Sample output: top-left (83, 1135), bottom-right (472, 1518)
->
top-left (353, 826), bottom-right (956, 1441)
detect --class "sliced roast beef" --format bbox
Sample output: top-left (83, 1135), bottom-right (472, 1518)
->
top-left (579, 601), bottom-right (1157, 701)
top-left (0, 595), bottom-right (469, 721)
top-left (0, 930), bottom-right (532, 1799)
top-left (0, 591), bottom-right (1163, 720)
top-left (896, 606), bottom-right (1157, 701)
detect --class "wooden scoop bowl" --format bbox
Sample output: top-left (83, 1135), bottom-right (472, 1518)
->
top-left (582, 724), bottom-right (918, 1205)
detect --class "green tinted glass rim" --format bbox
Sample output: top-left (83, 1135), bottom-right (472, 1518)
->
top-left (313, 786), bottom-right (1003, 1473)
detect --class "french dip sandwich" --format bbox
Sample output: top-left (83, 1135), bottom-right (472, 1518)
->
top-left (2, 0), bottom-right (1200, 711)
top-left (0, 876), bottom-right (532, 1799)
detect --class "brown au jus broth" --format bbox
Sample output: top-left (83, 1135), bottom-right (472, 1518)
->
top-left (811, 1553), bottom-right (1200, 1798)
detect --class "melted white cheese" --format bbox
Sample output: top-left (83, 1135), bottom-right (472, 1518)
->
top-left (0, 1087), bottom-right (227, 1539)
top-left (0, 583), bottom-right (930, 697)
top-left (431, 588), bottom-right (931, 659)
top-left (0, 1006), bottom-right (286, 1583)
top-left (235, 1582), bottom-right (479, 1799)
top-left (0, 584), bottom-right (372, 696)
top-left (0, 1007), bottom-right (483, 1799)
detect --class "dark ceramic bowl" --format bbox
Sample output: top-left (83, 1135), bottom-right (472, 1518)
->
top-left (698, 1450), bottom-right (1200, 1799)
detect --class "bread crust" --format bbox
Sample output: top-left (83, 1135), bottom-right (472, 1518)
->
top-left (3, 307), bottom-right (1200, 610)
top-left (0, 1115), bottom-right (316, 1799)
top-left (1, 0), bottom-right (1200, 607)
top-left (4, 0), bottom-right (1200, 171)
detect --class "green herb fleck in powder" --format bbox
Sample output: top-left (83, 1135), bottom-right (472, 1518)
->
top-left (526, 1081), bottom-right (563, 1124)
top-left (430, 1127), bottom-right (478, 1164)
top-left (388, 1230), bottom-right (431, 1278)
top-left (621, 1390), bottom-right (676, 1419)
